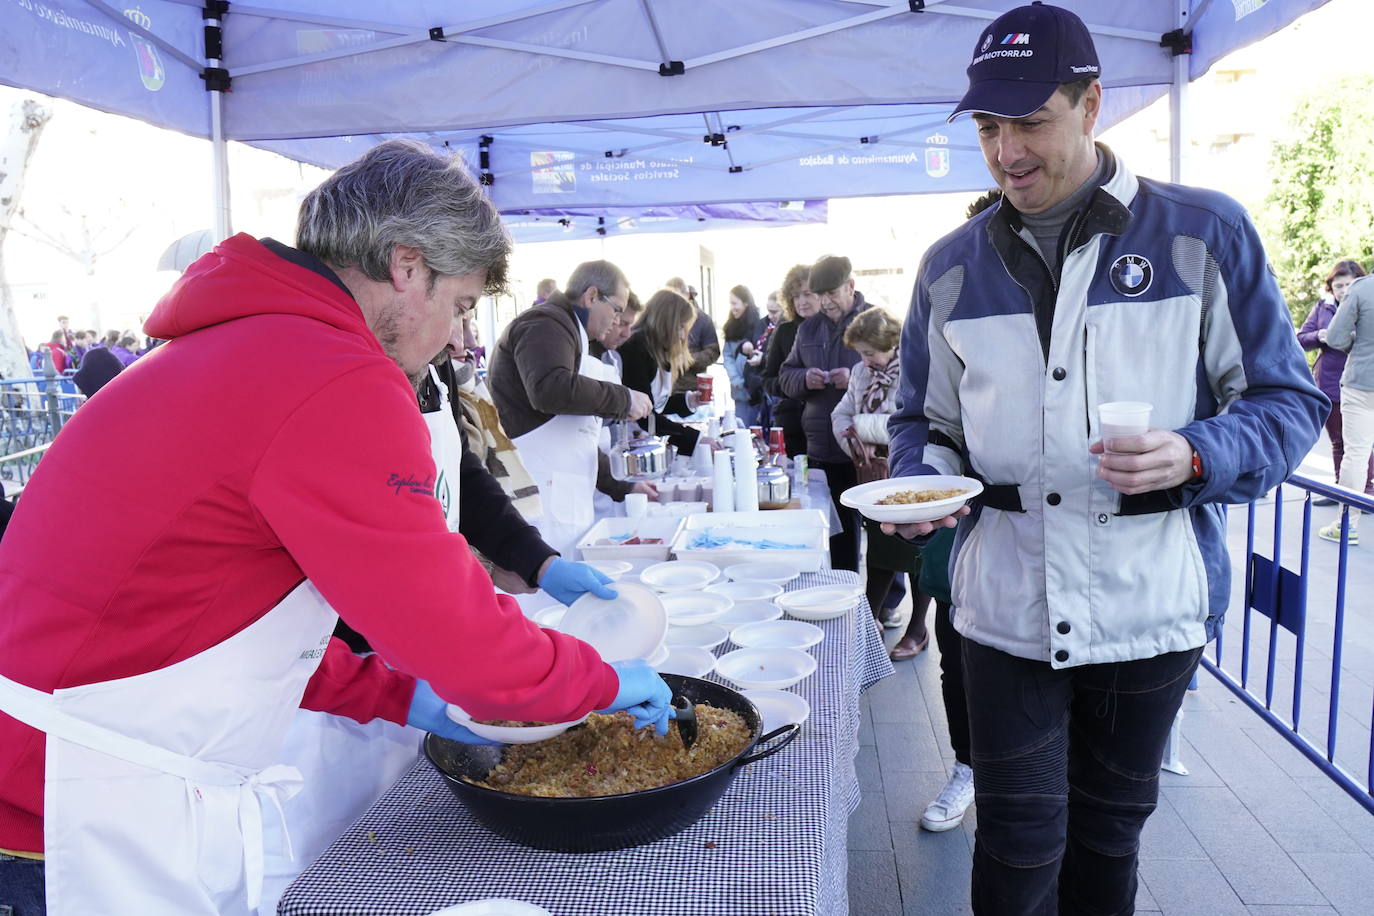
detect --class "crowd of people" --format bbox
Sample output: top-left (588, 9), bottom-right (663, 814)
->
top-left (26, 317), bottom-right (155, 397)
top-left (0, 4), bottom-right (1356, 915)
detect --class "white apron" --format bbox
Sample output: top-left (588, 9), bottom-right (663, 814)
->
top-left (515, 321), bottom-right (604, 558)
top-left (260, 364), bottom-right (465, 911)
top-left (593, 352), bottom-right (627, 523)
top-left (0, 580), bottom-right (339, 916)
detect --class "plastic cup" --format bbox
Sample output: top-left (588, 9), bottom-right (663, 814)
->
top-left (624, 492), bottom-right (649, 518)
top-left (696, 373), bottom-right (714, 402)
top-left (1099, 401), bottom-right (1152, 453)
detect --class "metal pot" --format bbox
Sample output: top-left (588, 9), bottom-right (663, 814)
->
top-left (757, 462), bottom-right (791, 509)
top-left (610, 417), bottom-right (675, 482)
top-left (423, 674), bottom-right (801, 852)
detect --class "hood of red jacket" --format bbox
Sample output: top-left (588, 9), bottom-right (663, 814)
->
top-left (145, 234), bottom-right (371, 342)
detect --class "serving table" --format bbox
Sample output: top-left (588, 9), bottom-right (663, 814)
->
top-left (278, 569), bottom-right (894, 916)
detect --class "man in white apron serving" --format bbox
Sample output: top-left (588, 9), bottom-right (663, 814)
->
top-left (0, 140), bottom-right (673, 916)
top-left (487, 261), bottom-right (656, 558)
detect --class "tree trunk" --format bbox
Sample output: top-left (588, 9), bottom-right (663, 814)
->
top-left (0, 99), bottom-right (53, 380)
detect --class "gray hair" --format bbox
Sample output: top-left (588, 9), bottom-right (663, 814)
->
top-left (297, 139), bottom-right (510, 295)
top-left (565, 260), bottom-right (627, 304)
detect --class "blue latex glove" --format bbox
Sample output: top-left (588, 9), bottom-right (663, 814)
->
top-left (596, 660), bottom-right (673, 735)
top-left (406, 679), bottom-right (501, 745)
top-left (538, 556), bottom-right (617, 607)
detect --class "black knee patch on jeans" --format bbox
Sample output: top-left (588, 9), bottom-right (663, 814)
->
top-left (974, 725), bottom-right (1069, 796)
top-left (973, 727), bottom-right (1071, 868)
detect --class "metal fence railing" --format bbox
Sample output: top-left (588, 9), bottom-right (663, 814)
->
top-left (0, 371), bottom-right (82, 493)
top-left (1202, 474), bottom-right (1374, 814)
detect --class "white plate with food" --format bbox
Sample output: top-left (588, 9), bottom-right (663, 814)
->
top-left (706, 580), bottom-right (784, 603)
top-left (715, 647), bottom-right (817, 690)
top-left (445, 705), bottom-right (588, 745)
top-left (639, 560), bottom-right (721, 592)
top-left (776, 584), bottom-right (863, 621)
top-left (663, 622), bottom-right (730, 651)
top-left (742, 689), bottom-right (812, 733)
top-left (656, 646), bottom-right (717, 678)
top-left (659, 591), bottom-right (734, 627)
top-left (839, 475), bottom-right (982, 524)
top-left (730, 619), bottom-right (824, 651)
top-left (723, 561), bottom-right (802, 585)
top-left (715, 599), bottom-right (785, 632)
top-left (559, 582), bottom-right (667, 662)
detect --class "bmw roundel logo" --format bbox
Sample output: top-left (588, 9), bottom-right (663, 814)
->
top-left (1109, 254), bottom-right (1153, 297)
top-left (982, 33), bottom-right (993, 52)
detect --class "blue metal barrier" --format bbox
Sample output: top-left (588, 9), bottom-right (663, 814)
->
top-left (0, 373), bottom-right (83, 483)
top-left (1201, 474), bottom-right (1374, 815)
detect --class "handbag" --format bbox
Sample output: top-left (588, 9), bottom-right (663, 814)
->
top-left (844, 426), bottom-right (889, 485)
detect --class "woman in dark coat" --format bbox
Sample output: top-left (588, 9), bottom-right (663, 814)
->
top-left (762, 264), bottom-right (820, 458)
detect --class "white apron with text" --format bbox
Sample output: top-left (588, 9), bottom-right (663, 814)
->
top-left (0, 580), bottom-right (338, 915)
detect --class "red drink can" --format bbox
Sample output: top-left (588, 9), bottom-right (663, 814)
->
top-left (696, 373), bottom-right (714, 402)
top-left (769, 427), bottom-right (785, 455)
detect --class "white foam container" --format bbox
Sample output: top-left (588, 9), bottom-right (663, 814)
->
top-left (575, 516), bottom-right (687, 564)
top-left (672, 509), bottom-right (829, 571)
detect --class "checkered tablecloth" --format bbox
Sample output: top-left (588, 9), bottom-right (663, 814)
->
top-left (278, 569), bottom-right (894, 916)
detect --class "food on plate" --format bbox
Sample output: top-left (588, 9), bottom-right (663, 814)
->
top-left (470, 707), bottom-right (750, 797)
top-left (876, 487), bottom-right (968, 506)
top-left (476, 719), bottom-right (553, 727)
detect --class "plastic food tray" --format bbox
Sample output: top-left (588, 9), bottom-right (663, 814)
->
top-left (575, 516), bottom-right (687, 563)
top-left (671, 516), bottom-right (828, 571)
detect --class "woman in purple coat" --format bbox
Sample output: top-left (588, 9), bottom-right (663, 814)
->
top-left (1298, 259), bottom-right (1373, 503)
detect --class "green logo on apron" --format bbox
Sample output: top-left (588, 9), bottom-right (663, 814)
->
top-left (436, 469), bottom-right (451, 517)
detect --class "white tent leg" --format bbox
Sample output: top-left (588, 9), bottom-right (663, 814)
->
top-left (1169, 2), bottom-right (1190, 185)
top-left (211, 92), bottom-right (232, 242)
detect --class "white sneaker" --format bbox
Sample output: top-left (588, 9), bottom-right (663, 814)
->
top-left (920, 762), bottom-right (975, 832)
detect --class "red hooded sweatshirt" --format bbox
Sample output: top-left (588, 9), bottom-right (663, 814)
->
top-left (0, 236), bottom-right (618, 854)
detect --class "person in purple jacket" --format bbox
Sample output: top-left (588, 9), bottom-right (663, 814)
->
top-left (1298, 259), bottom-right (1373, 504)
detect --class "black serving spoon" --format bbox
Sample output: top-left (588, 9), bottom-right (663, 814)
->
top-left (671, 695), bottom-right (697, 750)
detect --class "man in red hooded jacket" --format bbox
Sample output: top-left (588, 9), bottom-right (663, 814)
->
top-left (0, 140), bottom-right (671, 916)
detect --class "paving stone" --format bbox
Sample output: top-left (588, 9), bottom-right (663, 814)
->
top-left (1135, 872), bottom-right (1160, 912)
top-left (1291, 776), bottom-right (1374, 858)
top-left (847, 849), bottom-right (904, 916)
top-left (874, 720), bottom-right (947, 774)
top-left (1244, 907), bottom-right (1339, 915)
top-left (1139, 791), bottom-right (1208, 860)
top-left (856, 744), bottom-right (884, 792)
top-left (1207, 847), bottom-right (1326, 906)
top-left (849, 789), bottom-right (894, 851)
top-left (884, 770), bottom-right (958, 829)
top-left (1138, 858), bottom-right (1250, 916)
top-left (1289, 853), bottom-right (1374, 915)
top-left (858, 704), bottom-right (876, 747)
top-left (1229, 779), bottom-right (1363, 855)
top-left (894, 836), bottom-right (973, 915)
top-left (1159, 734), bottom-right (1228, 788)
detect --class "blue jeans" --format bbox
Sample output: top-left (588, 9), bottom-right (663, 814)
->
top-left (962, 639), bottom-right (1202, 915)
top-left (0, 853), bottom-right (46, 915)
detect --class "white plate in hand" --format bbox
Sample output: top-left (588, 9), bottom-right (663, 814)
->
top-left (444, 705), bottom-right (587, 745)
top-left (839, 475), bottom-right (982, 524)
top-left (560, 581), bottom-right (667, 662)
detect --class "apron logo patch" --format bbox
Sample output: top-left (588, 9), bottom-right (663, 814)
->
top-left (435, 469), bottom-right (452, 516)
top-left (1109, 254), bottom-right (1153, 297)
top-left (386, 472), bottom-right (434, 496)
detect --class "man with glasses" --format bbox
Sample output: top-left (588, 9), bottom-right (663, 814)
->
top-left (778, 254), bottom-right (871, 570)
top-left (488, 260), bottom-right (653, 558)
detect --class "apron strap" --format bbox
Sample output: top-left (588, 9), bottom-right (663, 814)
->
top-left (0, 672), bottom-right (302, 911)
top-left (427, 363), bottom-right (450, 405)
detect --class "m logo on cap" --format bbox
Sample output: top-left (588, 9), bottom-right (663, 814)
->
top-left (1110, 255), bottom-right (1153, 297)
top-left (1001, 33), bottom-right (1031, 45)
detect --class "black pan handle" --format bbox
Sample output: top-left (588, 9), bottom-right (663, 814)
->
top-left (735, 722), bottom-right (801, 767)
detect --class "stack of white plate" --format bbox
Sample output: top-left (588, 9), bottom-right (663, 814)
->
top-left (776, 584), bottom-right (863, 621)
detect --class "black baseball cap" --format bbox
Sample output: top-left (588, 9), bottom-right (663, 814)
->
top-left (949, 2), bottom-right (1100, 122)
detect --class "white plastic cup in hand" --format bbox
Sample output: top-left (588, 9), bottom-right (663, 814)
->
top-left (1099, 401), bottom-right (1152, 454)
top-left (624, 492), bottom-right (649, 519)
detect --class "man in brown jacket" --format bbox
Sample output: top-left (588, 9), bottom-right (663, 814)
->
top-left (489, 260), bottom-right (653, 557)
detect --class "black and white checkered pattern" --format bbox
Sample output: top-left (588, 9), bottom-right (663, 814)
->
top-left (278, 570), bottom-right (894, 916)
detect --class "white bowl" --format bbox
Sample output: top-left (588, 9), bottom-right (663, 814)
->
top-left (776, 584), bottom-right (863, 621)
top-left (715, 647), bottom-right (817, 690)
top-left (531, 606), bottom-right (566, 629)
top-left (444, 705), bottom-right (588, 745)
top-left (742, 689), bottom-right (812, 733)
top-left (583, 559), bottom-right (633, 580)
top-left (839, 475), bottom-right (982, 524)
top-left (646, 641), bottom-right (671, 667)
top-left (723, 561), bottom-right (801, 585)
top-left (659, 591), bottom-right (734, 626)
top-left (639, 560), bottom-right (721, 592)
top-left (706, 580), bottom-right (784, 602)
top-left (559, 581), bottom-right (667, 662)
top-left (716, 599), bottom-right (785, 632)
top-left (657, 646), bottom-right (716, 678)
top-left (664, 622), bottom-right (729, 651)
top-left (730, 619), bottom-right (825, 651)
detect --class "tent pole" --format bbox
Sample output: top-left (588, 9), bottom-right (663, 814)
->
top-left (1169, 1), bottom-right (1191, 185)
top-left (211, 92), bottom-right (232, 241)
